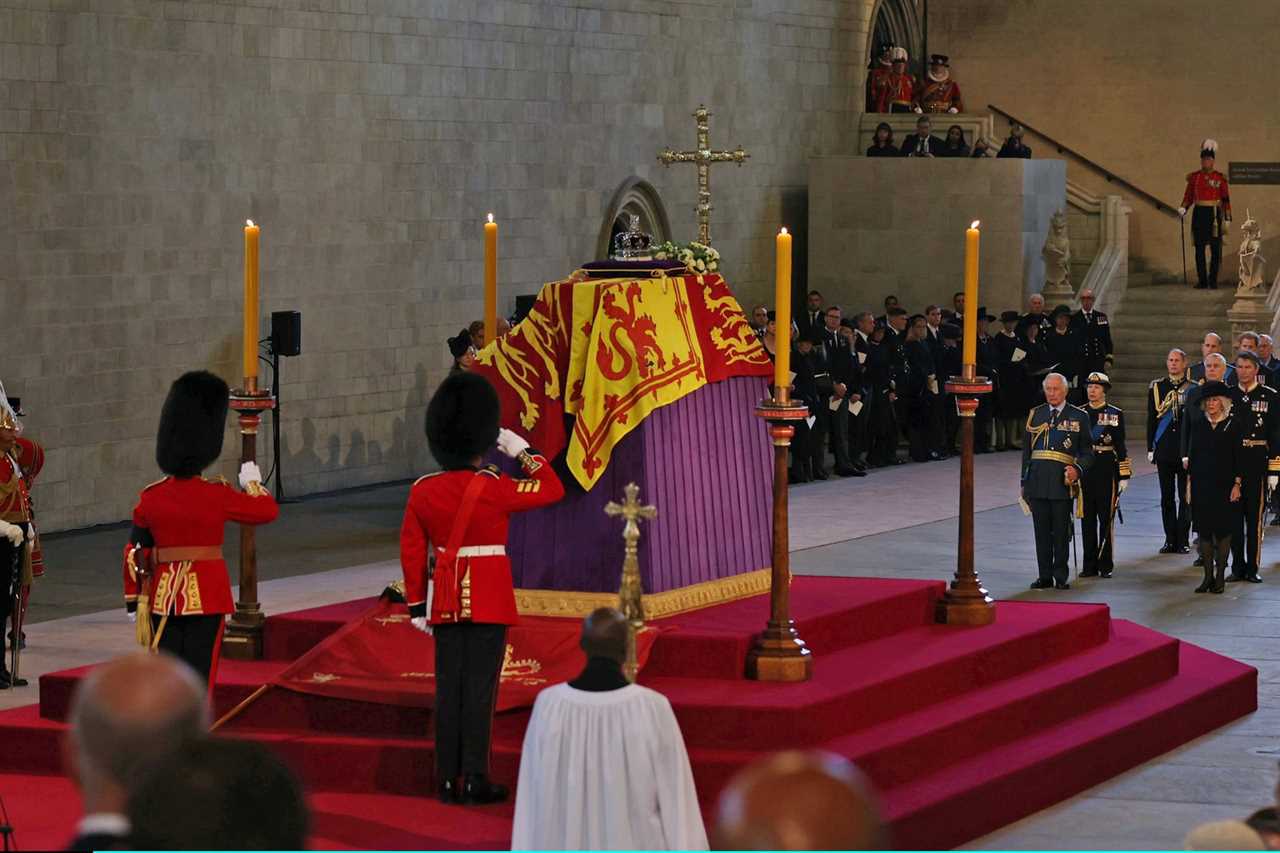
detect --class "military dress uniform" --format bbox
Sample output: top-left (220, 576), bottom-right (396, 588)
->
top-left (1149, 372), bottom-right (1193, 551)
top-left (1071, 308), bottom-right (1113, 381)
top-left (1022, 402), bottom-right (1095, 587)
top-left (400, 447), bottom-right (564, 796)
top-left (1181, 148), bottom-right (1232, 289)
top-left (0, 433), bottom-right (40, 686)
top-left (1081, 397), bottom-right (1130, 577)
top-left (1227, 380), bottom-right (1280, 581)
top-left (123, 475), bottom-right (279, 683)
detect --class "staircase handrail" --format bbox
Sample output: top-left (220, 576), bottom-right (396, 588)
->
top-left (988, 105), bottom-right (1181, 218)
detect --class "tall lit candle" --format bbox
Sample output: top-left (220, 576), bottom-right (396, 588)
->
top-left (774, 227), bottom-right (792, 398)
top-left (962, 220), bottom-right (980, 367)
top-left (243, 219), bottom-right (260, 386)
top-left (484, 213), bottom-right (497, 345)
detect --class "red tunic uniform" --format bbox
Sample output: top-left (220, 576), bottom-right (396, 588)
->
top-left (866, 64), bottom-right (892, 112)
top-left (400, 453), bottom-right (563, 626)
top-left (1182, 169), bottom-right (1232, 216)
top-left (918, 78), bottom-right (964, 113)
top-left (876, 72), bottom-right (916, 113)
top-left (0, 437), bottom-right (43, 578)
top-left (122, 476), bottom-right (279, 616)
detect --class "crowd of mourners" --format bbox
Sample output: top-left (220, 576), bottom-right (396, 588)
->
top-left (748, 290), bottom-right (1114, 482)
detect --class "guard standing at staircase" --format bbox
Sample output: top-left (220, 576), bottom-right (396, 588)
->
top-left (1148, 349), bottom-right (1192, 554)
top-left (1226, 352), bottom-right (1280, 583)
top-left (1179, 140), bottom-right (1232, 290)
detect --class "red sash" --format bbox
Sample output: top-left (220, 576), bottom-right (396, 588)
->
top-left (432, 474), bottom-right (489, 619)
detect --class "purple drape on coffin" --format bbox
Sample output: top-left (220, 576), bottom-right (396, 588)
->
top-left (495, 376), bottom-right (772, 594)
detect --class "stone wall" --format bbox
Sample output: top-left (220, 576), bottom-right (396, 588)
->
top-left (928, 0), bottom-right (1280, 278)
top-left (1, 0), bottom-right (876, 530)
top-left (808, 157), bottom-right (1065, 316)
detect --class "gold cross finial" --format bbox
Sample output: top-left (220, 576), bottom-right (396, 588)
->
top-left (605, 482), bottom-right (656, 683)
top-left (657, 105), bottom-right (749, 246)
top-left (604, 482), bottom-right (657, 538)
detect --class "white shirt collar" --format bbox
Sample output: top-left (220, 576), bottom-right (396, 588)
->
top-left (77, 813), bottom-right (130, 838)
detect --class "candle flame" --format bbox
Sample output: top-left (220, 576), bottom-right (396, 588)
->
top-left (970, 220), bottom-right (980, 229)
top-left (246, 219), bottom-right (255, 228)
top-left (780, 227), bottom-right (788, 236)
top-left (487, 213), bottom-right (494, 224)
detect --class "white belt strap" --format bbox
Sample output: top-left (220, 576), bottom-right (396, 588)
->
top-left (441, 545), bottom-right (505, 557)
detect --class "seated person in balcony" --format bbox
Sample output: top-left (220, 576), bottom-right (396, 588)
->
top-left (866, 122), bottom-right (898, 157)
top-left (917, 54), bottom-right (964, 114)
top-left (876, 47), bottom-right (917, 113)
top-left (939, 125), bottom-right (970, 157)
top-left (998, 124), bottom-right (1033, 158)
top-left (972, 138), bottom-right (994, 158)
top-left (900, 116), bottom-right (944, 158)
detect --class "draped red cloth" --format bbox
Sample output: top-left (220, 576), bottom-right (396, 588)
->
top-left (272, 598), bottom-right (658, 712)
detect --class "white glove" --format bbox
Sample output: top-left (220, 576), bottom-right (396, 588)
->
top-left (912, 106), bottom-right (923, 114)
top-left (1182, 457), bottom-right (1190, 470)
top-left (1147, 452), bottom-right (1154, 463)
top-left (1269, 476), bottom-right (1278, 491)
top-left (496, 427), bottom-right (530, 459)
top-left (410, 616), bottom-right (432, 636)
top-left (0, 520), bottom-right (22, 547)
top-left (1118, 480), bottom-right (1129, 494)
top-left (239, 461), bottom-right (263, 490)
top-left (1177, 207), bottom-right (1187, 218)
top-left (948, 106), bottom-right (959, 114)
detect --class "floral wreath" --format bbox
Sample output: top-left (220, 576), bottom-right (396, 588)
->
top-left (653, 240), bottom-right (720, 274)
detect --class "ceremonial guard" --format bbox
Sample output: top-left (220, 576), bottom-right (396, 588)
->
top-left (122, 372), bottom-right (278, 685)
top-left (1185, 382), bottom-right (1245, 593)
top-left (1148, 349), bottom-right (1193, 553)
top-left (1180, 140), bottom-right (1232, 289)
top-left (917, 54), bottom-right (964, 113)
top-left (876, 47), bottom-right (917, 114)
top-left (1080, 373), bottom-right (1130, 578)
top-left (1227, 352), bottom-right (1280, 583)
top-left (1021, 373), bottom-right (1095, 590)
top-left (401, 372), bottom-right (564, 805)
top-left (865, 42), bottom-right (895, 113)
top-left (0, 389), bottom-right (40, 688)
top-left (1071, 289), bottom-right (1113, 383)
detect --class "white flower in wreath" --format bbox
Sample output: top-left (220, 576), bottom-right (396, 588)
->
top-left (708, 260), bottom-right (719, 272)
top-left (694, 259), bottom-right (706, 272)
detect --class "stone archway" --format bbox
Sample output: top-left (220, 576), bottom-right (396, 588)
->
top-left (867, 0), bottom-right (924, 75)
top-left (596, 177), bottom-right (673, 259)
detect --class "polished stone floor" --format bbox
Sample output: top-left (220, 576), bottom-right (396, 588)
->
top-left (9, 450), bottom-right (1279, 849)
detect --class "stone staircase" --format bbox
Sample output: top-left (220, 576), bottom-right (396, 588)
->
top-left (1107, 262), bottom-right (1235, 437)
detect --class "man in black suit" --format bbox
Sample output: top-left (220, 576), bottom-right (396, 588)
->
top-left (900, 115), bottom-right (944, 157)
top-left (820, 307), bottom-right (865, 477)
top-left (796, 290), bottom-right (825, 343)
top-left (66, 653), bottom-right (208, 851)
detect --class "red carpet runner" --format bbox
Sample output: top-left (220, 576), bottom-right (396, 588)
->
top-left (1, 577), bottom-right (1257, 850)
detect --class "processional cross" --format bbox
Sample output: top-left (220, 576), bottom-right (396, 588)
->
top-left (604, 482), bottom-right (657, 682)
top-left (657, 105), bottom-right (749, 246)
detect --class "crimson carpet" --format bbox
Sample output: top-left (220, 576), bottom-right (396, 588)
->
top-left (2, 576), bottom-right (1257, 850)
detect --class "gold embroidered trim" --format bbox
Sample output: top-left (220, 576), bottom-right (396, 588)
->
top-left (514, 567), bottom-right (772, 619)
top-left (1031, 450), bottom-right (1078, 466)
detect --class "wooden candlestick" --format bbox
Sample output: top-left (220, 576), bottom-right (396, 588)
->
top-left (222, 390), bottom-right (276, 660)
top-left (936, 365), bottom-right (996, 625)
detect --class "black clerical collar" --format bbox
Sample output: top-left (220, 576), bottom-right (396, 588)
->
top-left (568, 657), bottom-right (630, 692)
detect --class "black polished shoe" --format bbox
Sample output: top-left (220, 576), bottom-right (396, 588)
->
top-left (1193, 556), bottom-right (1205, 567)
top-left (1246, 574), bottom-right (1264, 583)
top-left (1079, 569), bottom-right (1099, 578)
top-left (438, 777), bottom-right (460, 804)
top-left (0, 670), bottom-right (10, 690)
top-left (1100, 569), bottom-right (1113, 578)
top-left (1054, 581), bottom-right (1071, 590)
top-left (812, 469), bottom-right (829, 481)
top-left (461, 774), bottom-right (508, 805)
top-left (1226, 574), bottom-right (1244, 583)
top-left (1029, 579), bottom-right (1054, 589)
top-left (1177, 545), bottom-right (1191, 554)
top-left (1159, 543), bottom-right (1177, 554)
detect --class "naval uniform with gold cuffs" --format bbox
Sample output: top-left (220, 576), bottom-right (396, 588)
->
top-left (1022, 402), bottom-right (1095, 587)
top-left (1081, 401), bottom-right (1130, 578)
top-left (1227, 381), bottom-right (1280, 581)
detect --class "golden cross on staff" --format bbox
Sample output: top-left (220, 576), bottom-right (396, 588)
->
top-left (657, 105), bottom-right (749, 246)
top-left (604, 482), bottom-right (657, 682)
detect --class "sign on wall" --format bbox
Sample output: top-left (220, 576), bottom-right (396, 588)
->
top-left (1229, 163), bottom-right (1280, 185)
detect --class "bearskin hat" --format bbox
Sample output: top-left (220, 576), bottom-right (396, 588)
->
top-left (156, 371), bottom-right (229, 477)
top-left (425, 372), bottom-right (500, 470)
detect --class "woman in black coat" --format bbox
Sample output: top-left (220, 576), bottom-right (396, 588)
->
top-left (866, 122), bottom-right (898, 157)
top-left (1186, 381), bottom-right (1245, 593)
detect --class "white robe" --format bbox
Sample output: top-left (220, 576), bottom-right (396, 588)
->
top-left (511, 683), bottom-right (708, 851)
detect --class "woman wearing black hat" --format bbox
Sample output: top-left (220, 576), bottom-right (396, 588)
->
top-left (1185, 381), bottom-right (1245, 593)
top-left (1044, 305), bottom-right (1082, 398)
top-left (447, 329), bottom-right (476, 374)
top-left (123, 372), bottom-right (279, 684)
top-left (401, 372), bottom-right (564, 804)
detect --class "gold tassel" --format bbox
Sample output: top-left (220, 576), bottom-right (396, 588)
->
top-left (135, 595), bottom-right (153, 649)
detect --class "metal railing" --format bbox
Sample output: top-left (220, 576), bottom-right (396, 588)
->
top-left (988, 104), bottom-right (1180, 217)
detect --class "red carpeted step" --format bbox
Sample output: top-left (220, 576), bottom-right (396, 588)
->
top-left (265, 597), bottom-right (380, 661)
top-left (641, 578), bottom-right (944, 679)
top-left (0, 704), bottom-right (68, 775)
top-left (39, 659), bottom-right (287, 723)
top-left (653, 600), bottom-right (1112, 750)
top-left (882, 641), bottom-right (1257, 850)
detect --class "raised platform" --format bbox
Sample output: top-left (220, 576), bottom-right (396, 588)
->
top-left (1, 577), bottom-right (1256, 850)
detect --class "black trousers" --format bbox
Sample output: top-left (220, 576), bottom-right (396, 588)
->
top-left (0, 531), bottom-right (21, 674)
top-left (829, 397), bottom-right (853, 470)
top-left (1231, 470), bottom-right (1268, 578)
top-left (433, 622), bottom-right (506, 780)
top-left (1081, 466), bottom-right (1117, 574)
top-left (1156, 460), bottom-right (1190, 548)
top-left (1192, 206), bottom-right (1222, 287)
top-left (1029, 497), bottom-right (1072, 584)
top-left (868, 390), bottom-right (899, 465)
top-left (151, 614), bottom-right (223, 684)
